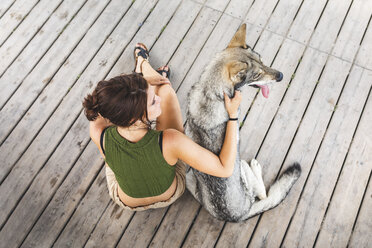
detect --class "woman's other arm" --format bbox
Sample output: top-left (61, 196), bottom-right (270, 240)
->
top-left (163, 91), bottom-right (241, 177)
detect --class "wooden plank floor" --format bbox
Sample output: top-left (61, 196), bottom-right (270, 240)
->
top-left (0, 0), bottom-right (371, 247)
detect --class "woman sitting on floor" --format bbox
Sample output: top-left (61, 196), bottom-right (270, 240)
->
top-left (82, 43), bottom-right (242, 210)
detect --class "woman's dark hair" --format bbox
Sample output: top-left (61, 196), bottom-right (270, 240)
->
top-left (82, 73), bottom-right (151, 128)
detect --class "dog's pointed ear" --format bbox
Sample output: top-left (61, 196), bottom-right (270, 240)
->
top-left (227, 24), bottom-right (247, 49)
top-left (224, 61), bottom-right (248, 84)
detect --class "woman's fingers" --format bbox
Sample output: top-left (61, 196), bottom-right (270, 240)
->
top-left (224, 91), bottom-right (242, 117)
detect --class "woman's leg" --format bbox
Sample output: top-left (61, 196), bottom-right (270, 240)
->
top-left (134, 44), bottom-right (184, 132)
top-left (154, 82), bottom-right (184, 132)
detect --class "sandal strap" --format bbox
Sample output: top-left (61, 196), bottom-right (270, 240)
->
top-left (156, 68), bottom-right (170, 78)
top-left (135, 46), bottom-right (149, 60)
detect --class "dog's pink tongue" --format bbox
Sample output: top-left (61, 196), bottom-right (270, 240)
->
top-left (259, 85), bottom-right (269, 98)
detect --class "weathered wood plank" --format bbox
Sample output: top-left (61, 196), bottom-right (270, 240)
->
top-left (355, 19), bottom-right (372, 70)
top-left (182, 208), bottom-right (224, 248)
top-left (115, 209), bottom-right (168, 248)
top-left (237, 0), bottom-right (305, 124)
top-left (165, 6), bottom-right (222, 90)
top-left (144, 0), bottom-right (203, 71)
top-left (265, 0), bottom-right (303, 36)
top-left (0, 0), bottom-right (38, 45)
top-left (251, 49), bottom-right (327, 183)
top-left (251, 63), bottom-right (370, 248)
top-left (219, 0), bottom-right (360, 244)
top-left (224, 0), bottom-right (254, 19)
top-left (0, 0), bottom-right (112, 145)
top-left (0, 0), bottom-right (151, 228)
top-left (309, 0), bottom-right (353, 53)
top-left (282, 65), bottom-right (372, 247)
top-left (279, 3), bottom-right (372, 244)
top-left (52, 167), bottom-right (110, 247)
top-left (0, 0), bottom-right (88, 108)
top-left (0, 0), bottom-right (127, 181)
top-left (148, 192), bottom-right (200, 248)
top-left (205, 0), bottom-right (229, 12)
top-left (0, 0), bottom-right (16, 17)
top-left (250, 0), bottom-right (370, 243)
top-left (287, 0), bottom-right (328, 44)
top-left (0, 112), bottom-right (92, 247)
top-left (331, 0), bottom-right (372, 62)
top-left (0, 0), bottom-right (63, 75)
top-left (348, 172), bottom-right (372, 248)
top-left (245, 0), bottom-right (279, 28)
top-left (20, 142), bottom-right (104, 248)
top-left (83, 1), bottom-right (203, 246)
top-left (315, 74), bottom-right (372, 247)
top-left (244, 57), bottom-right (351, 248)
top-left (84, 201), bottom-right (134, 248)
top-left (240, 39), bottom-right (305, 160)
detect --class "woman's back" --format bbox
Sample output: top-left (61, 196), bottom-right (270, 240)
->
top-left (103, 127), bottom-right (175, 198)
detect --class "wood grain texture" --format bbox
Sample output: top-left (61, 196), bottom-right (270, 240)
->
top-left (355, 19), bottom-right (372, 70)
top-left (315, 71), bottom-right (372, 247)
top-left (309, 0), bottom-right (353, 53)
top-left (0, 112), bottom-right (91, 247)
top-left (0, 0), bottom-right (88, 108)
top-left (348, 173), bottom-right (372, 248)
top-left (0, 0), bottom-right (16, 17)
top-left (0, 0), bottom-right (63, 75)
top-left (331, 0), bottom-right (372, 62)
top-left (21, 142), bottom-right (104, 248)
top-left (0, 0), bottom-right (39, 45)
top-left (0, 0), bottom-right (136, 228)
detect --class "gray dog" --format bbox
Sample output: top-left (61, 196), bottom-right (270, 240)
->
top-left (185, 24), bottom-right (301, 222)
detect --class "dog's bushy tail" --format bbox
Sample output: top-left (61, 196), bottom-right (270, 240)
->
top-left (244, 163), bottom-right (301, 220)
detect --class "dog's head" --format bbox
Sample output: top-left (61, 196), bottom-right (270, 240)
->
top-left (222, 24), bottom-right (283, 98)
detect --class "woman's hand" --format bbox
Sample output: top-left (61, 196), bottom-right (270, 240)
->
top-left (144, 75), bottom-right (170, 86)
top-left (224, 90), bottom-right (242, 118)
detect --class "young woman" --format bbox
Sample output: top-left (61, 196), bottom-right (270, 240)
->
top-left (83, 43), bottom-right (242, 210)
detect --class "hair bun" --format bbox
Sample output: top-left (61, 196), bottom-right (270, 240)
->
top-left (82, 91), bottom-right (99, 121)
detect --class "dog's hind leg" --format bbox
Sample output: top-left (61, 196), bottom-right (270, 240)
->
top-left (250, 159), bottom-right (267, 199)
top-left (241, 163), bottom-right (301, 220)
top-left (240, 160), bottom-right (267, 200)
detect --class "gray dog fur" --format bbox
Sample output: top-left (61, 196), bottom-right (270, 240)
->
top-left (185, 24), bottom-right (301, 222)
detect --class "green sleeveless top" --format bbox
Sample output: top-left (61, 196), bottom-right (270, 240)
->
top-left (103, 126), bottom-right (175, 198)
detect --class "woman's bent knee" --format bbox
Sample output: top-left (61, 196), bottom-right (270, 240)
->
top-left (157, 84), bottom-right (176, 98)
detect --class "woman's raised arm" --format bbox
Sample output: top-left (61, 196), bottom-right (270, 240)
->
top-left (162, 91), bottom-right (241, 178)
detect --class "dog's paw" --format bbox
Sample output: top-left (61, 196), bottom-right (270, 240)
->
top-left (257, 190), bottom-right (267, 200)
top-left (250, 158), bottom-right (262, 177)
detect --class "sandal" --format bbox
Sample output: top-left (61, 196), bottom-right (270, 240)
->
top-left (133, 43), bottom-right (149, 73)
top-left (156, 65), bottom-right (171, 78)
